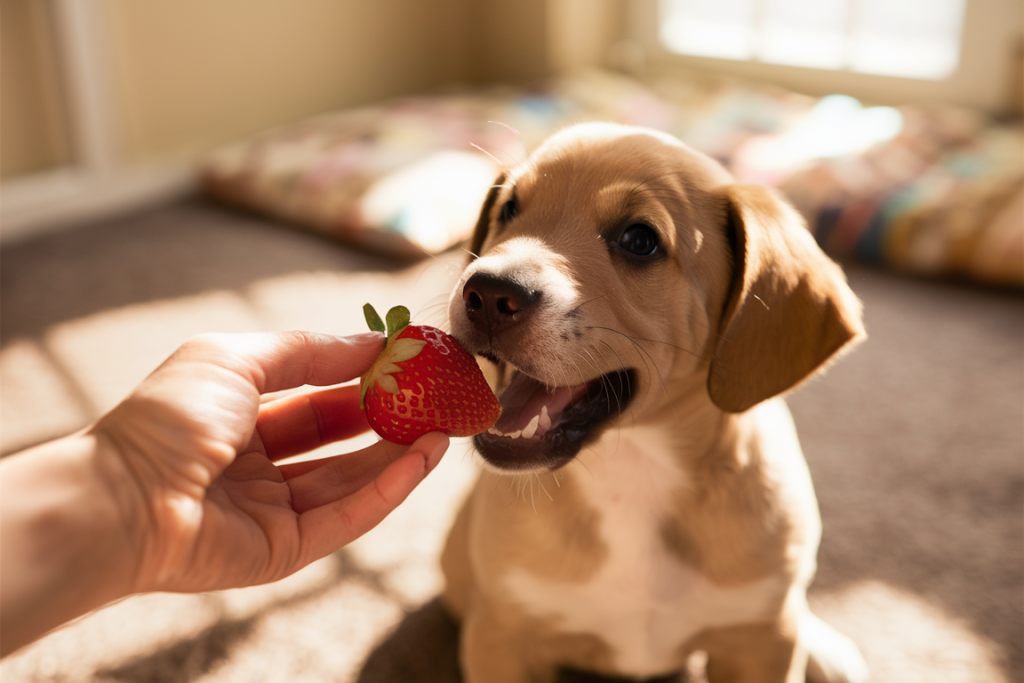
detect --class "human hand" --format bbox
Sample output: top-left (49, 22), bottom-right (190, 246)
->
top-left (3, 330), bottom-right (451, 655)
top-left (90, 331), bottom-right (450, 595)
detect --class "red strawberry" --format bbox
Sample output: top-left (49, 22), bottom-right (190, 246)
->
top-left (359, 304), bottom-right (501, 445)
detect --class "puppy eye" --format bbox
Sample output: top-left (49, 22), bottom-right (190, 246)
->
top-left (618, 225), bottom-right (659, 257)
top-left (499, 194), bottom-right (519, 223)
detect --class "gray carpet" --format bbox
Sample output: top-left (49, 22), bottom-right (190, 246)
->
top-left (1, 198), bottom-right (1021, 682)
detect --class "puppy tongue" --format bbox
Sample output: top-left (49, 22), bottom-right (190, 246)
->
top-left (492, 372), bottom-right (590, 437)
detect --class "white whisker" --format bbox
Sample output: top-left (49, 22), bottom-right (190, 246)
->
top-left (470, 142), bottom-right (508, 170)
top-left (536, 472), bottom-right (554, 502)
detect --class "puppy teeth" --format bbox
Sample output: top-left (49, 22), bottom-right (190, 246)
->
top-left (488, 412), bottom-right (547, 439)
top-left (521, 414), bottom-right (540, 439)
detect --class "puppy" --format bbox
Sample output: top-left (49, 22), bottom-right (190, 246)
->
top-left (442, 123), bottom-right (869, 683)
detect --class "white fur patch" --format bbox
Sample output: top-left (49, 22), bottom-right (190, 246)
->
top-left (448, 237), bottom-right (585, 385)
top-left (501, 425), bottom-right (790, 677)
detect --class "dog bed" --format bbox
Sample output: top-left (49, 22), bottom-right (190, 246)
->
top-left (202, 69), bottom-right (1023, 286)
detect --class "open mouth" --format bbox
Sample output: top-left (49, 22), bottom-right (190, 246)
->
top-left (473, 367), bottom-right (636, 471)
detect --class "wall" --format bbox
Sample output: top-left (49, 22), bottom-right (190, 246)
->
top-left (5, 0), bottom-right (1022, 176)
top-left (0, 0), bottom-right (479, 240)
top-left (101, 0), bottom-right (473, 163)
top-left (1, 0), bottom-right (72, 179)
top-left (2, 0), bottom-right (1020, 239)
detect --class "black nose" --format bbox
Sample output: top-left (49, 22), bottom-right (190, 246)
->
top-left (463, 272), bottom-right (541, 336)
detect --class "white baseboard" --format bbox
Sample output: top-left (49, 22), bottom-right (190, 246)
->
top-left (0, 162), bottom-right (198, 245)
top-left (0, 1), bottom-right (202, 246)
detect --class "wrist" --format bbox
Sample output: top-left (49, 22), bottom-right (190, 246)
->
top-left (1, 431), bottom-right (145, 655)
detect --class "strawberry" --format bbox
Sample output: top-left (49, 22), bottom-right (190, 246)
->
top-left (359, 304), bottom-right (501, 445)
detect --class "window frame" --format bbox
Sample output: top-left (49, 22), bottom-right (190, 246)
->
top-left (626, 0), bottom-right (1023, 115)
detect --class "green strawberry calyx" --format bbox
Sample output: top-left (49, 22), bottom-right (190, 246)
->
top-left (359, 304), bottom-right (426, 409)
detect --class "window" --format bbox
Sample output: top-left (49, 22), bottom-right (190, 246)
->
top-left (659, 0), bottom-right (968, 80)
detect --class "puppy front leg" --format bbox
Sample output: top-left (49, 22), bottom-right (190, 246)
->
top-left (801, 612), bottom-right (869, 683)
top-left (460, 606), bottom-right (556, 683)
top-left (696, 621), bottom-right (807, 683)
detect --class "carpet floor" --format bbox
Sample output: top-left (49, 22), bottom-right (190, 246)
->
top-left (2, 199), bottom-right (1021, 682)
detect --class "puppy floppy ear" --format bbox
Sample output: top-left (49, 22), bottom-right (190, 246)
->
top-left (709, 184), bottom-right (865, 413)
top-left (467, 172), bottom-right (506, 260)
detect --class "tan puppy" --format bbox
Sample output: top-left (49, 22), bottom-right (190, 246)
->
top-left (442, 123), bottom-right (869, 683)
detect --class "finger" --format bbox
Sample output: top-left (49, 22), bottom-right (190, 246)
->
top-left (296, 433), bottom-right (450, 561)
top-left (252, 384), bottom-right (371, 461)
top-left (283, 438), bottom-right (409, 513)
top-left (179, 330), bottom-right (385, 395)
top-left (283, 433), bottom-right (447, 513)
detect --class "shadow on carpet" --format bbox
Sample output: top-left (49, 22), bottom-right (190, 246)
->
top-left (356, 598), bottom-right (689, 683)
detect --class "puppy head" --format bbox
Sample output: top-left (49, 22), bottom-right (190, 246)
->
top-left (449, 123), bottom-right (863, 472)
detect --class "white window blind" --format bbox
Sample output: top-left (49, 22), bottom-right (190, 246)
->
top-left (659, 0), bottom-right (968, 80)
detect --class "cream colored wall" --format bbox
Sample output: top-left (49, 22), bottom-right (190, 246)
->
top-left (1, 0), bottom-right (72, 179)
top-left (3, 0), bottom-right (1020, 185)
top-left (547, 0), bottom-right (620, 73)
top-left (100, 0), bottom-right (473, 163)
top-left (466, 0), bottom-right (550, 84)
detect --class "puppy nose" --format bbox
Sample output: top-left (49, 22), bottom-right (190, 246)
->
top-left (463, 272), bottom-right (540, 336)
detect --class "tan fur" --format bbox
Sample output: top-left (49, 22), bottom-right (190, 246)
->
top-left (709, 184), bottom-right (866, 412)
top-left (445, 470), bottom-right (620, 682)
top-left (442, 123), bottom-right (868, 683)
top-left (689, 612), bottom-right (807, 683)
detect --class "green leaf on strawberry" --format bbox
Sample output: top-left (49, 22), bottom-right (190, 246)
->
top-left (363, 303), bottom-right (386, 334)
top-left (359, 304), bottom-right (501, 445)
top-left (385, 305), bottom-right (410, 337)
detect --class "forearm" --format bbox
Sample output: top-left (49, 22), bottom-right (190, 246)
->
top-left (1, 432), bottom-right (141, 657)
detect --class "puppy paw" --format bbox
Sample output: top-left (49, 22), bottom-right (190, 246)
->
top-left (802, 612), bottom-right (869, 683)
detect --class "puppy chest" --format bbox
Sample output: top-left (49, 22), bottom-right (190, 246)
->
top-left (502, 551), bottom-right (784, 676)
top-left (499, 428), bottom-right (786, 676)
